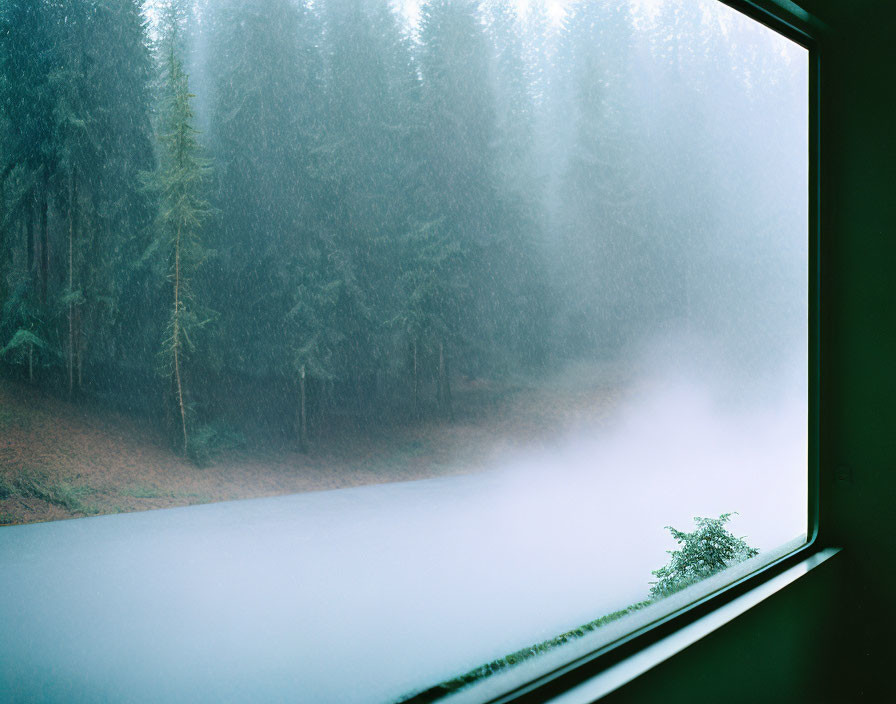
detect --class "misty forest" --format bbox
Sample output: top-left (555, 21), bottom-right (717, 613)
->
top-left (0, 0), bottom-right (805, 512)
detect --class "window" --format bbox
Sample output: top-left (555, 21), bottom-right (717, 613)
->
top-left (0, 1), bottom-right (814, 702)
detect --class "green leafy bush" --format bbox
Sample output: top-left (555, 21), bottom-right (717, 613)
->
top-left (186, 421), bottom-right (246, 466)
top-left (650, 513), bottom-right (758, 599)
top-left (0, 468), bottom-right (95, 515)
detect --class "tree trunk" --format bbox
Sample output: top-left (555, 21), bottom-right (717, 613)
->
top-left (0, 165), bottom-right (11, 260)
top-left (438, 340), bottom-right (453, 421)
top-left (0, 177), bottom-right (7, 303)
top-left (26, 192), bottom-right (34, 277)
top-left (298, 365), bottom-right (308, 452)
top-left (412, 339), bottom-right (419, 418)
top-left (28, 343), bottom-right (33, 382)
top-left (444, 344), bottom-right (454, 421)
top-left (39, 172), bottom-right (49, 305)
top-left (67, 169), bottom-right (75, 396)
top-left (437, 343), bottom-right (443, 410)
top-left (317, 378), bottom-right (328, 439)
top-left (0, 176), bottom-right (5, 264)
top-left (75, 305), bottom-right (83, 390)
top-left (173, 223), bottom-right (188, 455)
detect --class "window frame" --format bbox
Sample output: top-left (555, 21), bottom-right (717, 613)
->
top-left (474, 1), bottom-right (824, 702)
top-left (0, 1), bottom-right (824, 701)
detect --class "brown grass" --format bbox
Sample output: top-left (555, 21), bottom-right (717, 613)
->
top-left (0, 368), bottom-right (626, 526)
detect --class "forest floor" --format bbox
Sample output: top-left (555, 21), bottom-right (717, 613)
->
top-left (0, 362), bottom-right (630, 526)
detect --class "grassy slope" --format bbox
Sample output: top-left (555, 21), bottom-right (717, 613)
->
top-left (0, 368), bottom-right (625, 525)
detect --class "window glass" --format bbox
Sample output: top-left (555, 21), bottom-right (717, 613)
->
top-left (0, 1), bottom-right (807, 702)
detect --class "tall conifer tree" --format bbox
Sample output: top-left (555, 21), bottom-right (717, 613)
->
top-left (149, 0), bottom-right (213, 454)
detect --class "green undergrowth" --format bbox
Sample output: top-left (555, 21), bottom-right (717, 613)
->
top-left (0, 404), bottom-right (47, 432)
top-left (0, 468), bottom-right (98, 516)
top-left (124, 485), bottom-right (212, 505)
top-left (125, 484), bottom-right (176, 499)
top-left (187, 422), bottom-right (247, 467)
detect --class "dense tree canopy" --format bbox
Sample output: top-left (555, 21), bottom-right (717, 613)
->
top-left (0, 0), bottom-right (807, 456)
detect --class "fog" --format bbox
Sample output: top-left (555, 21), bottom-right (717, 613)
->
top-left (0, 355), bottom-right (806, 702)
top-left (1, 0), bottom-right (808, 700)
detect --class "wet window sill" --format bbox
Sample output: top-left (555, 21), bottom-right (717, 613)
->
top-left (528, 547), bottom-right (840, 704)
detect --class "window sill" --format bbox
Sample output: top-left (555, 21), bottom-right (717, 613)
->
top-left (473, 545), bottom-right (841, 704)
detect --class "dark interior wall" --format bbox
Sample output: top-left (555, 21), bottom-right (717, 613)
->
top-left (818, 1), bottom-right (896, 700)
top-left (601, 555), bottom-right (844, 703)
top-left (601, 2), bottom-right (896, 702)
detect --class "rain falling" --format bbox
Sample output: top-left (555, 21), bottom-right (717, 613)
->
top-left (0, 0), bottom-right (808, 701)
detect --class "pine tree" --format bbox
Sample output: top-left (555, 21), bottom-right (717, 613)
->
top-left (86, 0), bottom-right (157, 391)
top-left (416, 0), bottom-right (497, 393)
top-left (0, 0), bottom-right (155, 393)
top-left (204, 0), bottom-right (315, 381)
top-left (0, 1), bottom-right (58, 375)
top-left (417, 0), bottom-right (546, 382)
top-left (391, 216), bottom-right (475, 418)
top-left (148, 0), bottom-right (213, 455)
top-left (317, 0), bottom-right (422, 416)
top-left (556, 2), bottom-right (659, 354)
top-left (485, 2), bottom-right (554, 371)
top-left (203, 0), bottom-right (337, 444)
top-left (49, 0), bottom-right (91, 395)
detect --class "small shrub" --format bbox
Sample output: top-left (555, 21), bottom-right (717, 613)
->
top-left (650, 512), bottom-right (758, 599)
top-left (186, 421), bottom-right (246, 466)
top-left (127, 485), bottom-right (172, 499)
top-left (0, 469), bottom-right (95, 515)
top-left (0, 474), bottom-right (15, 499)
